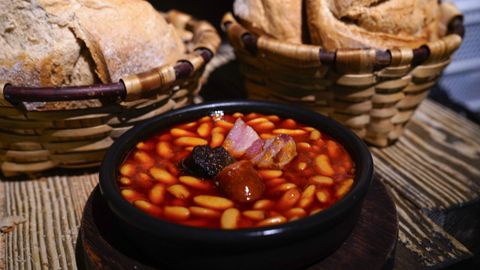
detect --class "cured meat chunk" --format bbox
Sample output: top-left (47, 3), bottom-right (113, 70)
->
top-left (245, 134), bottom-right (297, 169)
top-left (223, 118), bottom-right (261, 158)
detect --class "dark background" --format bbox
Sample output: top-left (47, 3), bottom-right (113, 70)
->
top-left (152, 0), bottom-right (233, 34)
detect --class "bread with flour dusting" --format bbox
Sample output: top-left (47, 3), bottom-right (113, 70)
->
top-left (233, 0), bottom-right (303, 44)
top-left (306, 0), bottom-right (440, 50)
top-left (0, 0), bottom-right (185, 87)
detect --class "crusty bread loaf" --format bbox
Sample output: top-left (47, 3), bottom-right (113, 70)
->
top-left (66, 0), bottom-right (185, 83)
top-left (306, 0), bottom-right (440, 50)
top-left (0, 0), bottom-right (185, 87)
top-left (233, 0), bottom-right (303, 44)
top-left (0, 0), bottom-right (97, 87)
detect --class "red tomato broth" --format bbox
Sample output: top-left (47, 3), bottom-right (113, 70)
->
top-left (118, 112), bottom-right (355, 229)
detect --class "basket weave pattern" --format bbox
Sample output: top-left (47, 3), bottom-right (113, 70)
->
top-left (0, 11), bottom-right (220, 175)
top-left (223, 3), bottom-right (463, 147)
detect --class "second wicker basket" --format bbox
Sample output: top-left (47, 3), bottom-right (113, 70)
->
top-left (222, 2), bottom-right (464, 147)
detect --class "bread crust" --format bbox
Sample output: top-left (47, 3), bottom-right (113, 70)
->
top-left (306, 0), bottom-right (440, 50)
top-left (69, 0), bottom-right (185, 83)
top-left (0, 0), bottom-right (185, 87)
top-left (0, 0), bottom-right (97, 87)
top-left (234, 0), bottom-right (303, 44)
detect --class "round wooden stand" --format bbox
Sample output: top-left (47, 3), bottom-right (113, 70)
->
top-left (76, 177), bottom-right (398, 270)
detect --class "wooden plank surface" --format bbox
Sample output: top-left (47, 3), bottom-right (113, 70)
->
top-left (372, 101), bottom-right (480, 210)
top-left (386, 183), bottom-right (471, 268)
top-left (1, 99), bottom-right (479, 270)
top-left (1, 175), bottom-right (97, 270)
top-left (0, 182), bottom-right (5, 269)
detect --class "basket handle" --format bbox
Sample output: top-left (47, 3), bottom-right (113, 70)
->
top-left (0, 11), bottom-right (219, 105)
top-left (1, 48), bottom-right (213, 105)
top-left (222, 3), bottom-right (464, 71)
top-left (1, 82), bottom-right (126, 104)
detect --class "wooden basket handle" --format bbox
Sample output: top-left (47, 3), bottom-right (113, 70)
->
top-left (1, 11), bottom-right (220, 105)
top-left (1, 82), bottom-right (126, 105)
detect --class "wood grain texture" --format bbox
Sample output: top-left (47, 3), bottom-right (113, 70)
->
top-left (372, 100), bottom-right (480, 210)
top-left (0, 181), bottom-right (5, 269)
top-left (384, 180), bottom-right (472, 268)
top-left (1, 174), bottom-right (98, 270)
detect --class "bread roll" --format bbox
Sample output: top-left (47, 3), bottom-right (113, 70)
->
top-left (0, 0), bottom-right (185, 87)
top-left (306, 0), bottom-right (440, 50)
top-left (234, 0), bottom-right (303, 44)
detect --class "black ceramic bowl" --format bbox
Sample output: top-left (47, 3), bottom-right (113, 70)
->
top-left (99, 101), bottom-right (373, 270)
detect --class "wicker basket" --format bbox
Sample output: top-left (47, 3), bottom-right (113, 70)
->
top-left (0, 10), bottom-right (220, 176)
top-left (222, 2), bottom-right (464, 147)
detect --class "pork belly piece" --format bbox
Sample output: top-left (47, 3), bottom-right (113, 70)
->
top-left (223, 118), bottom-right (261, 158)
top-left (245, 134), bottom-right (297, 169)
top-left (244, 139), bottom-right (264, 159)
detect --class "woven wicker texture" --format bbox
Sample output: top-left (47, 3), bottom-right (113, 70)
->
top-left (222, 2), bottom-right (463, 147)
top-left (0, 11), bottom-right (221, 175)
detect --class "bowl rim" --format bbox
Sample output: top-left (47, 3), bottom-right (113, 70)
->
top-left (99, 100), bottom-right (373, 246)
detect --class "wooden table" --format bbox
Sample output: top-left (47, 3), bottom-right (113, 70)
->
top-left (1, 53), bottom-right (479, 269)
